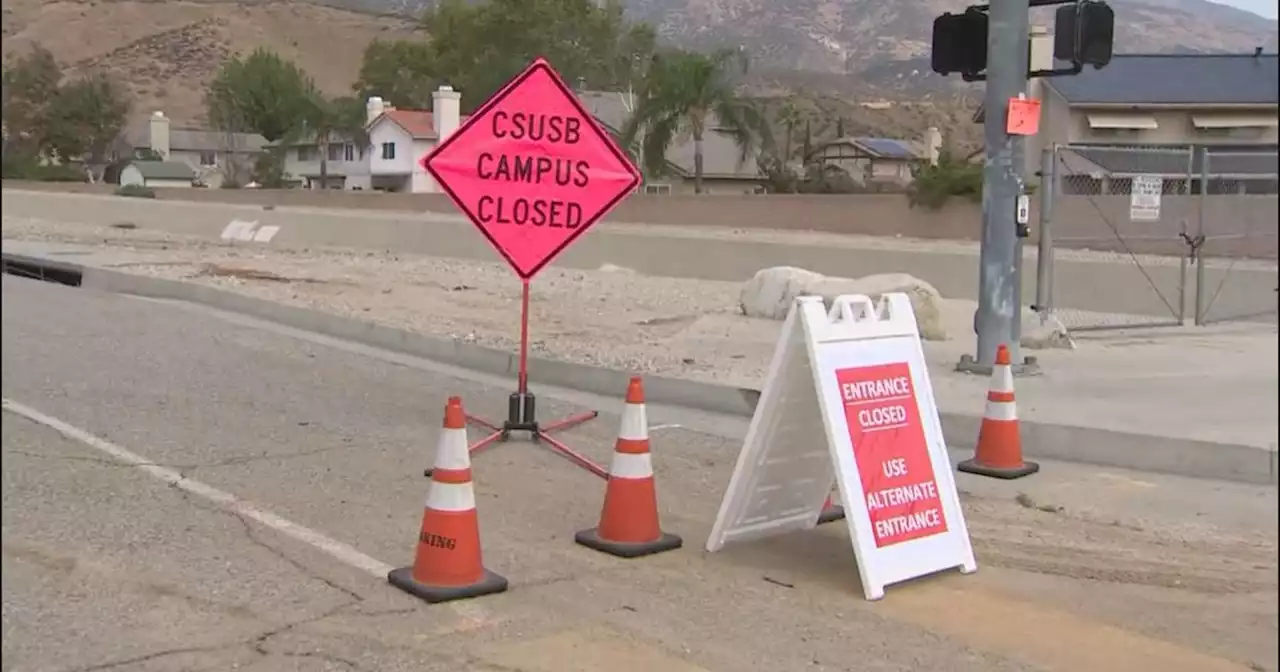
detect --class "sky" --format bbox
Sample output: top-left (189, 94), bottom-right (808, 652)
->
top-left (1212, 0), bottom-right (1279, 19)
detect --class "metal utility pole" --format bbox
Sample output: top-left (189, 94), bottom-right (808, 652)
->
top-left (964, 0), bottom-right (1031, 373)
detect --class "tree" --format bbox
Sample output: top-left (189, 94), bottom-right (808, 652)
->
top-left (2, 44), bottom-right (63, 156)
top-left (419, 0), bottom-right (655, 112)
top-left (353, 39), bottom-right (437, 109)
top-left (205, 48), bottom-right (317, 142)
top-left (800, 119), bottom-right (812, 162)
top-left (620, 48), bottom-right (770, 194)
top-left (296, 94), bottom-right (369, 189)
top-left (45, 72), bottom-right (131, 167)
top-left (907, 144), bottom-right (983, 209)
top-left (775, 98), bottom-right (802, 162)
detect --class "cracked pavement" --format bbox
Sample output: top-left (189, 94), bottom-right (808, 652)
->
top-left (2, 274), bottom-right (1276, 672)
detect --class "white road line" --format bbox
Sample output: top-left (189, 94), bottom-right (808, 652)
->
top-left (2, 396), bottom-right (401, 573)
top-left (2, 397), bottom-right (396, 577)
top-left (2, 397), bottom-right (500, 626)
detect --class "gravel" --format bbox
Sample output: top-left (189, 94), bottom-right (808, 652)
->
top-left (3, 217), bottom-right (785, 386)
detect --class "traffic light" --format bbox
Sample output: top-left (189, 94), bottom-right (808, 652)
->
top-left (1054, 0), bottom-right (1114, 68)
top-left (931, 10), bottom-right (989, 76)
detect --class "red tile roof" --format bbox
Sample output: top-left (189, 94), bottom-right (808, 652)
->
top-left (382, 109), bottom-right (438, 139)
top-left (375, 109), bottom-right (474, 139)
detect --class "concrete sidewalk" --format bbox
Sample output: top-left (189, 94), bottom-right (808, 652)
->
top-left (3, 240), bottom-right (1276, 484)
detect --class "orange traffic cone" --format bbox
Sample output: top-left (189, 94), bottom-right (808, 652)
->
top-left (817, 494), bottom-right (846, 524)
top-left (575, 377), bottom-right (683, 558)
top-left (958, 344), bottom-right (1040, 479)
top-left (388, 396), bottom-right (508, 603)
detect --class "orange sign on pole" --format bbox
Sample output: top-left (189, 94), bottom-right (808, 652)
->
top-left (1005, 96), bottom-right (1041, 136)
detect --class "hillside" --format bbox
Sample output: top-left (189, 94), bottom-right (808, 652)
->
top-left (2, 0), bottom-right (1273, 148)
top-left (622, 0), bottom-right (1279, 75)
top-left (1, 0), bottom-right (418, 125)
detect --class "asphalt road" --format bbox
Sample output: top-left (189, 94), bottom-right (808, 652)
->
top-left (2, 275), bottom-right (1277, 672)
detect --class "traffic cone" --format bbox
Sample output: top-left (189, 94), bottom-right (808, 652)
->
top-left (817, 494), bottom-right (846, 524)
top-left (575, 377), bottom-right (683, 558)
top-left (388, 396), bottom-right (508, 603)
top-left (958, 344), bottom-right (1040, 479)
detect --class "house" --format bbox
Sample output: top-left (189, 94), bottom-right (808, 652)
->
top-left (118, 160), bottom-right (196, 188)
top-left (811, 129), bottom-right (943, 186)
top-left (279, 86), bottom-right (462, 192)
top-left (576, 90), bottom-right (765, 195)
top-left (115, 113), bottom-right (269, 188)
top-left (972, 28), bottom-right (1278, 184)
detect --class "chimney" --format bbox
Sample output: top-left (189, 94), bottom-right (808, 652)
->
top-left (366, 96), bottom-right (386, 126)
top-left (149, 111), bottom-right (170, 160)
top-left (432, 85), bottom-right (461, 143)
top-left (924, 126), bottom-right (942, 165)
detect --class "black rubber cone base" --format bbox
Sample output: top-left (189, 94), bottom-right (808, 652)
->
top-left (387, 566), bottom-right (508, 604)
top-left (817, 504), bottom-right (846, 525)
top-left (574, 528), bottom-right (683, 559)
top-left (957, 458), bottom-right (1041, 480)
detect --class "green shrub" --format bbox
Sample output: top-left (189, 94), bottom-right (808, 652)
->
top-left (114, 184), bottom-right (156, 199)
top-left (907, 148), bottom-right (984, 210)
top-left (0, 154), bottom-right (89, 182)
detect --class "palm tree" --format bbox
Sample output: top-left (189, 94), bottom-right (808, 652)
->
top-left (776, 98), bottom-right (802, 162)
top-left (620, 48), bottom-right (770, 195)
top-left (298, 94), bottom-right (369, 190)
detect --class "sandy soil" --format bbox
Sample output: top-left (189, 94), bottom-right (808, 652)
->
top-left (4, 217), bottom-right (825, 387)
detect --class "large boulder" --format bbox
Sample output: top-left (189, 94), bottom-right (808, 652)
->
top-left (739, 267), bottom-right (948, 341)
top-left (737, 266), bottom-right (824, 321)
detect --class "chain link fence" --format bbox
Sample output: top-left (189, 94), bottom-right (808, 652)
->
top-left (1040, 145), bottom-right (1195, 331)
top-left (1192, 148), bottom-right (1278, 325)
top-left (1037, 144), bottom-right (1278, 333)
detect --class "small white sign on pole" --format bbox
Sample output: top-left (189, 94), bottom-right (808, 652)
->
top-left (1129, 175), bottom-right (1163, 221)
top-left (705, 294), bottom-right (975, 601)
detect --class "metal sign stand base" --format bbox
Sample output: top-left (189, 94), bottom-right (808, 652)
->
top-left (425, 280), bottom-right (609, 480)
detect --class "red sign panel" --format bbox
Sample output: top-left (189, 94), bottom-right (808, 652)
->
top-left (421, 58), bottom-right (642, 279)
top-left (835, 363), bottom-right (948, 548)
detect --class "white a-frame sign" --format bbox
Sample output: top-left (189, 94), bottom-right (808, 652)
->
top-left (705, 293), bottom-right (976, 601)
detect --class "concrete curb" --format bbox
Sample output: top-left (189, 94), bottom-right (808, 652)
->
top-left (3, 252), bottom-right (1275, 485)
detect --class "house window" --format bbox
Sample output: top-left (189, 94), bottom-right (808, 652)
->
top-left (1199, 126), bottom-right (1267, 141)
top-left (199, 151), bottom-right (217, 166)
top-left (381, 142), bottom-right (396, 160)
top-left (643, 183), bottom-right (672, 195)
top-left (344, 144), bottom-right (355, 161)
top-left (297, 146), bottom-right (316, 161)
top-left (328, 144), bottom-right (343, 162)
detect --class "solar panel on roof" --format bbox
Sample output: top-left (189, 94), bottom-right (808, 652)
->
top-left (858, 138), bottom-right (917, 159)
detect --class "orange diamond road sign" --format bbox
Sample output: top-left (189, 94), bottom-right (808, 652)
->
top-left (421, 58), bottom-right (642, 280)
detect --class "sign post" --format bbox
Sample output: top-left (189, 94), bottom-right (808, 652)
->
top-left (421, 57), bottom-right (642, 479)
top-left (705, 294), bottom-right (975, 600)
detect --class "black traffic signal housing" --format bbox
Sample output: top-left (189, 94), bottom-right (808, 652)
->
top-left (931, 10), bottom-right (989, 76)
top-left (1054, 0), bottom-right (1114, 68)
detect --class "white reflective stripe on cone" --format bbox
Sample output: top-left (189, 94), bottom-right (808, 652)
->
top-left (618, 403), bottom-right (648, 441)
top-left (991, 365), bottom-right (1014, 394)
top-left (609, 451), bottom-right (654, 479)
top-left (433, 428), bottom-right (471, 471)
top-left (426, 482), bottom-right (477, 512)
top-left (984, 400), bottom-right (1018, 422)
